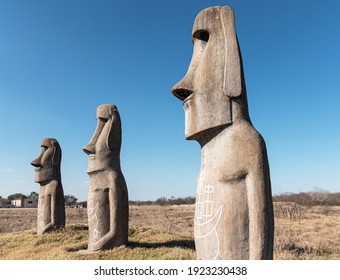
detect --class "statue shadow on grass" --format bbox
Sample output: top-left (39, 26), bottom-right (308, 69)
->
top-left (67, 240), bottom-right (195, 254)
top-left (127, 240), bottom-right (195, 250)
top-left (66, 225), bottom-right (195, 252)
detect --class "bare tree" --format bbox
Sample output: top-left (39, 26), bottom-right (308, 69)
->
top-left (28, 191), bottom-right (39, 199)
top-left (64, 194), bottom-right (78, 207)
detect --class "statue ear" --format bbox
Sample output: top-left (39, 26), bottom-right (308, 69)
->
top-left (222, 7), bottom-right (243, 98)
top-left (106, 110), bottom-right (122, 151)
top-left (51, 139), bottom-right (61, 166)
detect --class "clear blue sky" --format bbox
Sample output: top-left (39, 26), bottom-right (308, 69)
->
top-left (1, 0), bottom-right (339, 201)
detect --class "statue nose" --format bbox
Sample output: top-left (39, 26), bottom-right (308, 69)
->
top-left (31, 158), bottom-right (42, 167)
top-left (83, 144), bottom-right (95, 155)
top-left (171, 73), bottom-right (194, 101)
top-left (172, 87), bottom-right (193, 101)
top-left (31, 148), bottom-right (44, 167)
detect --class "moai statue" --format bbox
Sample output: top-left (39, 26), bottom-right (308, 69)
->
top-left (31, 138), bottom-right (66, 234)
top-left (171, 6), bottom-right (274, 259)
top-left (83, 104), bottom-right (128, 252)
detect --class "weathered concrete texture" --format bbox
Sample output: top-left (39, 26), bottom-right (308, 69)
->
top-left (31, 138), bottom-right (65, 234)
top-left (83, 104), bottom-right (128, 252)
top-left (172, 6), bottom-right (274, 259)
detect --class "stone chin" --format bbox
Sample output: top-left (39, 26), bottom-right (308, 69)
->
top-left (86, 154), bottom-right (114, 174)
top-left (183, 95), bottom-right (232, 141)
top-left (34, 168), bottom-right (54, 184)
top-left (87, 156), bottom-right (102, 174)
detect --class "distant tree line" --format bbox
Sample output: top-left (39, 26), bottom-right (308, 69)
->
top-left (273, 189), bottom-right (340, 206)
top-left (2, 190), bottom-right (340, 208)
top-left (0, 192), bottom-right (82, 208)
top-left (131, 190), bottom-right (340, 206)
top-left (129, 196), bottom-right (196, 206)
top-left (6, 191), bottom-right (39, 200)
top-left (0, 192), bottom-right (39, 207)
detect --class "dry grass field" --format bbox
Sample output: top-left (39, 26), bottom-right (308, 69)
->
top-left (0, 203), bottom-right (339, 260)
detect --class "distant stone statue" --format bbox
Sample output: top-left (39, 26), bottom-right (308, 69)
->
top-left (171, 6), bottom-right (274, 259)
top-left (83, 104), bottom-right (128, 252)
top-left (31, 138), bottom-right (66, 234)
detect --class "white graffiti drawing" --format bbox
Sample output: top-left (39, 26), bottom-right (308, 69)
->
top-left (195, 170), bottom-right (223, 259)
top-left (194, 205), bottom-right (223, 237)
top-left (195, 170), bottom-right (205, 220)
top-left (87, 189), bottom-right (100, 242)
top-left (195, 204), bottom-right (223, 260)
top-left (212, 229), bottom-right (220, 260)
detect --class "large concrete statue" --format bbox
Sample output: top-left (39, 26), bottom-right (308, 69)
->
top-left (31, 138), bottom-right (66, 234)
top-left (171, 6), bottom-right (274, 260)
top-left (83, 104), bottom-right (128, 252)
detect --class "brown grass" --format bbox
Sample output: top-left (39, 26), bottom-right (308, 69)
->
top-left (273, 204), bottom-right (340, 260)
top-left (0, 225), bottom-right (195, 260)
top-left (0, 204), bottom-right (339, 260)
top-left (0, 208), bottom-right (87, 233)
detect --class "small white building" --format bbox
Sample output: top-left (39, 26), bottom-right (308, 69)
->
top-left (11, 198), bottom-right (38, 208)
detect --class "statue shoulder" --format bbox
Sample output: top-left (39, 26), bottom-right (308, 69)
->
top-left (230, 121), bottom-right (267, 151)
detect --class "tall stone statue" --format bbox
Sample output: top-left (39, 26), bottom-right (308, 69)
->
top-left (171, 6), bottom-right (274, 260)
top-left (83, 104), bottom-right (128, 252)
top-left (31, 138), bottom-right (66, 234)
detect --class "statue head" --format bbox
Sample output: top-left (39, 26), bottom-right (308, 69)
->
top-left (171, 6), bottom-right (249, 140)
top-left (83, 104), bottom-right (122, 174)
top-left (31, 138), bottom-right (61, 184)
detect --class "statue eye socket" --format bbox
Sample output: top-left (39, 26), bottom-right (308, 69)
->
top-left (193, 31), bottom-right (209, 56)
top-left (193, 30), bottom-right (209, 42)
top-left (40, 146), bottom-right (48, 153)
